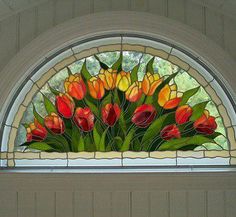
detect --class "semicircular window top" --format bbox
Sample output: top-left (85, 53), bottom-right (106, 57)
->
top-left (1, 36), bottom-right (236, 168)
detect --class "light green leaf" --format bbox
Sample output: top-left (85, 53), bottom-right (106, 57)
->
top-left (48, 85), bottom-right (60, 96)
top-left (179, 86), bottom-right (200, 106)
top-left (93, 122), bottom-right (101, 150)
top-left (81, 60), bottom-right (92, 80)
top-left (78, 135), bottom-right (85, 151)
top-left (43, 95), bottom-right (57, 114)
top-left (112, 52), bottom-right (122, 71)
top-left (146, 57), bottom-right (155, 73)
top-left (99, 128), bottom-right (108, 151)
top-left (28, 142), bottom-right (55, 151)
top-left (118, 110), bottom-right (126, 136)
top-left (158, 135), bottom-right (215, 151)
top-left (120, 128), bottom-right (136, 151)
top-left (71, 125), bottom-right (80, 152)
top-left (190, 101), bottom-right (209, 121)
top-left (131, 64), bottom-right (139, 83)
top-left (33, 104), bottom-right (44, 126)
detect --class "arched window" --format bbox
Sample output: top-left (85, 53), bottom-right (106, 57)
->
top-left (1, 35), bottom-right (236, 167)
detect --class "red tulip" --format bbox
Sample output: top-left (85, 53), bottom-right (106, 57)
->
top-left (175, 105), bottom-right (193, 124)
top-left (26, 119), bottom-right (47, 142)
top-left (193, 110), bottom-right (217, 135)
top-left (132, 104), bottom-right (156, 128)
top-left (44, 113), bottom-right (65, 134)
top-left (73, 107), bottom-right (94, 132)
top-left (64, 73), bottom-right (86, 100)
top-left (102, 103), bottom-right (121, 126)
top-left (56, 93), bottom-right (75, 118)
top-left (160, 124), bottom-right (181, 140)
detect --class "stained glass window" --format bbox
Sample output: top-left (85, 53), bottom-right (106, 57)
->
top-left (1, 36), bottom-right (236, 167)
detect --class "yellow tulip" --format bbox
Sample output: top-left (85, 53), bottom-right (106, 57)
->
top-left (98, 68), bottom-right (117, 90)
top-left (125, 81), bottom-right (142, 102)
top-left (142, 72), bottom-right (163, 96)
top-left (116, 71), bottom-right (131, 92)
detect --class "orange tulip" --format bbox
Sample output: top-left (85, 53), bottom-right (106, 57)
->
top-left (64, 73), bottom-right (86, 100)
top-left (142, 72), bottom-right (163, 96)
top-left (26, 119), bottom-right (47, 142)
top-left (116, 71), bottom-right (131, 92)
top-left (44, 113), bottom-right (65, 134)
top-left (193, 110), bottom-right (217, 135)
top-left (55, 93), bottom-right (75, 118)
top-left (125, 81), bottom-right (142, 102)
top-left (98, 68), bottom-right (117, 90)
top-left (158, 84), bottom-right (182, 109)
top-left (160, 124), bottom-right (181, 140)
top-left (87, 77), bottom-right (105, 99)
top-left (175, 105), bottom-right (193, 124)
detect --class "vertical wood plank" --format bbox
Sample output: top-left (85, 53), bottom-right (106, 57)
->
top-left (54, 0), bottom-right (73, 25)
top-left (148, 0), bottom-right (168, 16)
top-left (18, 191), bottom-right (36, 217)
top-left (112, 191), bottom-right (130, 217)
top-left (132, 191), bottom-right (149, 217)
top-left (36, 191), bottom-right (55, 217)
top-left (207, 191), bottom-right (225, 217)
top-left (185, 1), bottom-right (204, 32)
top-left (94, 0), bottom-right (112, 12)
top-left (94, 192), bottom-right (112, 217)
top-left (74, 191), bottom-right (93, 217)
top-left (188, 191), bottom-right (206, 217)
top-left (112, 0), bottom-right (129, 11)
top-left (205, 8), bottom-right (224, 47)
top-left (225, 190), bottom-right (236, 217)
top-left (37, 1), bottom-right (54, 34)
top-left (150, 191), bottom-right (169, 217)
top-left (131, 0), bottom-right (148, 12)
top-left (56, 191), bottom-right (73, 217)
top-left (168, 0), bottom-right (185, 22)
top-left (0, 191), bottom-right (17, 217)
top-left (170, 191), bottom-right (187, 217)
top-left (19, 7), bottom-right (37, 49)
top-left (74, 0), bottom-right (92, 17)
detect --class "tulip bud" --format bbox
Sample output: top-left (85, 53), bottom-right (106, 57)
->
top-left (56, 93), bottom-right (75, 118)
top-left (102, 103), bottom-right (121, 126)
top-left (73, 107), bottom-right (95, 132)
top-left (175, 105), bottom-right (193, 124)
top-left (160, 124), bottom-right (181, 140)
top-left (142, 72), bottom-right (163, 96)
top-left (132, 104), bottom-right (156, 128)
top-left (87, 77), bottom-right (105, 99)
top-left (116, 71), bottom-right (131, 92)
top-left (64, 73), bottom-right (86, 100)
top-left (44, 113), bottom-right (65, 134)
top-left (125, 81), bottom-right (142, 102)
top-left (193, 110), bottom-right (217, 135)
top-left (26, 119), bottom-right (47, 142)
top-left (98, 68), bottom-right (117, 90)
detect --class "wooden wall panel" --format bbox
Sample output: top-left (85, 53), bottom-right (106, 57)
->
top-left (207, 191), bottom-right (226, 217)
top-left (0, 191), bottom-right (17, 217)
top-left (94, 192), bottom-right (112, 217)
top-left (18, 191), bottom-right (36, 217)
top-left (131, 191), bottom-right (150, 217)
top-left (55, 191), bottom-right (73, 217)
top-left (170, 191), bottom-right (187, 217)
top-left (36, 191), bottom-right (55, 217)
top-left (74, 191), bottom-right (93, 217)
top-left (112, 191), bottom-right (130, 217)
top-left (150, 191), bottom-right (169, 217)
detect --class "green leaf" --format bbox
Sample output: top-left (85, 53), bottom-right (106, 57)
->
top-left (141, 113), bottom-right (170, 151)
top-left (33, 104), bottom-right (44, 125)
top-left (112, 52), bottom-right (123, 71)
top-left (99, 128), bottom-right (108, 151)
top-left (190, 101), bottom-right (209, 121)
top-left (146, 57), bottom-right (155, 73)
top-left (118, 110), bottom-right (126, 136)
top-left (94, 55), bottom-right (109, 70)
top-left (84, 98), bottom-right (99, 117)
top-left (131, 64), bottom-right (139, 83)
top-left (101, 93), bottom-right (112, 107)
top-left (84, 134), bottom-right (96, 151)
top-left (179, 86), bottom-right (200, 106)
top-left (28, 142), bottom-right (55, 151)
top-left (71, 125), bottom-right (80, 152)
top-left (46, 134), bottom-right (70, 152)
top-left (66, 66), bottom-right (73, 75)
top-left (158, 135), bottom-right (215, 151)
top-left (78, 135), bottom-right (85, 151)
top-left (43, 95), bottom-right (57, 114)
top-left (93, 122), bottom-right (101, 150)
top-left (48, 85), bottom-right (60, 96)
top-left (120, 128), bottom-right (136, 151)
top-left (81, 60), bottom-right (92, 80)
top-left (114, 136), bottom-right (123, 150)
top-left (113, 89), bottom-right (121, 105)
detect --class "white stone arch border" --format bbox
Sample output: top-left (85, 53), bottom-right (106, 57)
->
top-left (0, 11), bottom-right (236, 168)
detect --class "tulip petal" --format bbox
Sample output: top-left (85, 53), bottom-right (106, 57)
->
top-left (158, 85), bottom-right (171, 107)
top-left (164, 97), bottom-right (182, 109)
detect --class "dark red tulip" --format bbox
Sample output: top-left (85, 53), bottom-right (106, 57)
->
top-left (160, 124), bottom-right (181, 140)
top-left (73, 107), bottom-right (94, 132)
top-left (26, 119), bottom-right (47, 142)
top-left (44, 113), bottom-right (65, 134)
top-left (102, 103), bottom-right (121, 126)
top-left (193, 110), bottom-right (217, 135)
top-left (132, 104), bottom-right (156, 128)
top-left (56, 93), bottom-right (75, 118)
top-left (175, 105), bottom-right (193, 125)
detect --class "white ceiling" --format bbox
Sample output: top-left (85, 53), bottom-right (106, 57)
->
top-left (0, 0), bottom-right (235, 22)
